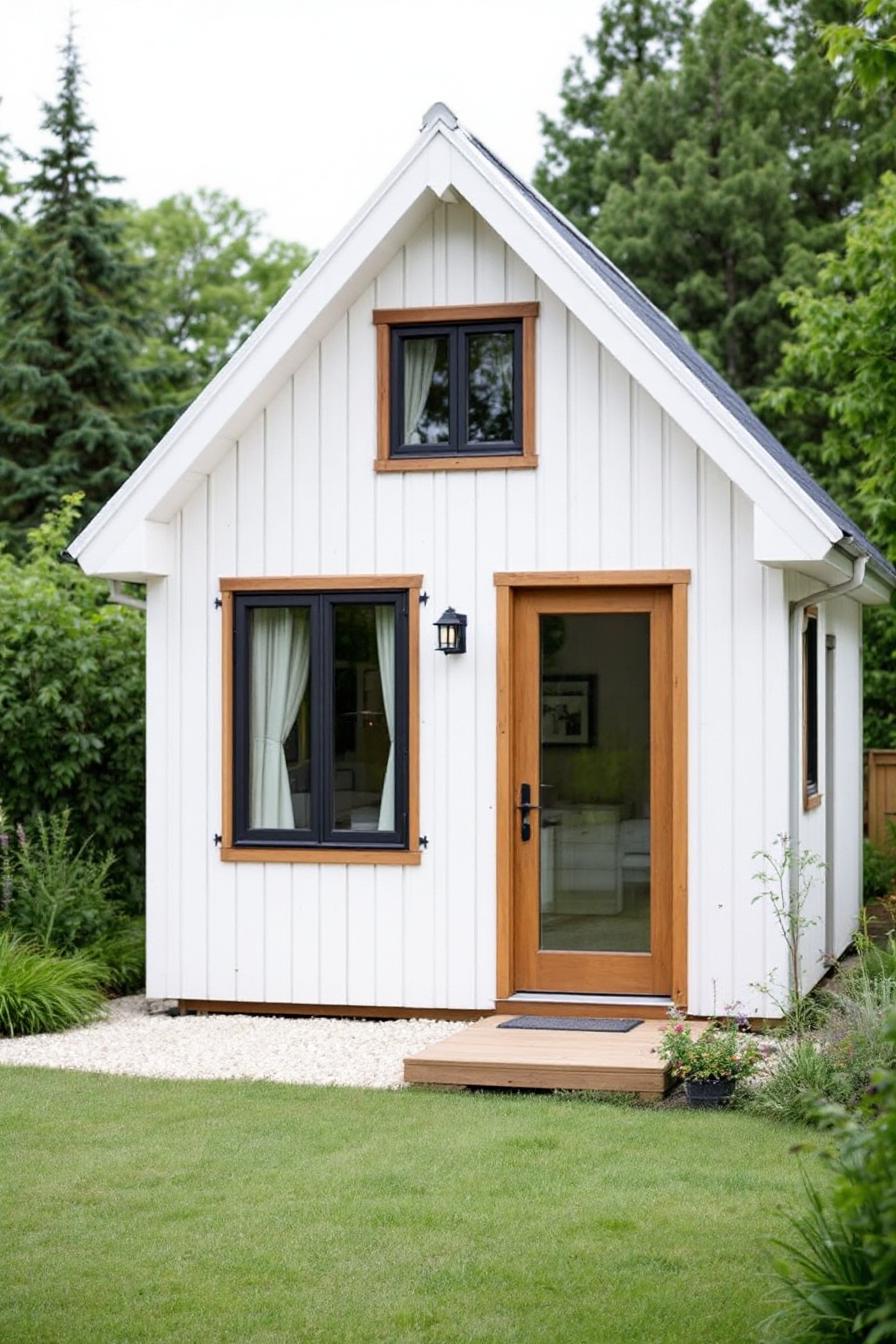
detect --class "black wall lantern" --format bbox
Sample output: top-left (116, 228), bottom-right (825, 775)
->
top-left (434, 607), bottom-right (467, 655)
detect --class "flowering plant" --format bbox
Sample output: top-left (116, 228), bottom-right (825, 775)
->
top-left (657, 1015), bottom-right (762, 1083)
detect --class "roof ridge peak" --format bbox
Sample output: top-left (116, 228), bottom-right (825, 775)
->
top-left (420, 102), bottom-right (458, 132)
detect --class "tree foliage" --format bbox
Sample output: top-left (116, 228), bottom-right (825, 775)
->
top-left (0, 496), bottom-right (145, 909)
top-left (768, 176), bottom-right (896, 744)
top-left (0, 28), bottom-right (157, 544)
top-left (127, 189), bottom-right (312, 423)
top-left (823, 0), bottom-right (896, 93)
top-left (537, 0), bottom-right (893, 400)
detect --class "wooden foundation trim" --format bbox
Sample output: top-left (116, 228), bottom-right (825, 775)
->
top-left (178, 999), bottom-right (486, 1021)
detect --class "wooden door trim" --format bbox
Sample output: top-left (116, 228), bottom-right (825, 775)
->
top-left (494, 569), bottom-right (690, 588)
top-left (494, 572), bottom-right (689, 1009)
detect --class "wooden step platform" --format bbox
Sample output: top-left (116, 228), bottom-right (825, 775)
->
top-left (404, 1015), bottom-right (689, 1095)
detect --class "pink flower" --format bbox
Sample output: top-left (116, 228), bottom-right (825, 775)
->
top-left (674, 1023), bottom-right (685, 1033)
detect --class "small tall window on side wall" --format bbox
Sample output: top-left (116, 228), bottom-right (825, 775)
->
top-left (803, 606), bottom-right (821, 810)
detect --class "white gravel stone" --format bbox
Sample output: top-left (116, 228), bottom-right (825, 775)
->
top-left (0, 996), bottom-right (470, 1089)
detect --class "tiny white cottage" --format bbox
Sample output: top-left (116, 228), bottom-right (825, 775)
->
top-left (70, 105), bottom-right (895, 1019)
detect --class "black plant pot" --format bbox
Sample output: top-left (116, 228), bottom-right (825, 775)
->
top-left (684, 1077), bottom-right (736, 1109)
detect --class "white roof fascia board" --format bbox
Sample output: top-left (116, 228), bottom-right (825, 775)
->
top-left (444, 137), bottom-right (840, 561)
top-left (68, 127), bottom-right (447, 570)
top-left (753, 508), bottom-right (819, 565)
top-left (77, 519), bottom-right (175, 580)
top-left (756, 539), bottom-right (891, 603)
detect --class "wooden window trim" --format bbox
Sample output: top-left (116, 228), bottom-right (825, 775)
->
top-left (803, 605), bottom-right (822, 812)
top-left (494, 570), bottom-right (690, 1010)
top-left (373, 303), bottom-right (538, 472)
top-left (220, 575), bottom-right (421, 865)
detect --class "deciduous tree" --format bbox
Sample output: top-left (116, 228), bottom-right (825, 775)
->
top-left (127, 189), bottom-right (312, 422)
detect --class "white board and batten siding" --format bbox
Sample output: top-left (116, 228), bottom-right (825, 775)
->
top-left (145, 201), bottom-right (852, 1017)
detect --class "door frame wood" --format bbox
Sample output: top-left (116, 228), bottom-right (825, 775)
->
top-left (494, 570), bottom-right (690, 1007)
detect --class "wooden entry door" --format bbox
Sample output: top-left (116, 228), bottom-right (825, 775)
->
top-left (508, 585), bottom-right (677, 996)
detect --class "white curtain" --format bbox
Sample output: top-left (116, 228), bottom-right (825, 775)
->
top-left (375, 606), bottom-right (396, 831)
top-left (250, 608), bottom-right (310, 829)
top-left (403, 339), bottom-right (438, 443)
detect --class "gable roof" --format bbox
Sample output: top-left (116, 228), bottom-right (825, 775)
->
top-left (69, 103), bottom-right (895, 592)
top-left (469, 130), bottom-right (895, 585)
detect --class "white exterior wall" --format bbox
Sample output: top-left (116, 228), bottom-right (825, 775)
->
top-left (781, 577), bottom-right (863, 990)
top-left (145, 201), bottom-right (862, 1015)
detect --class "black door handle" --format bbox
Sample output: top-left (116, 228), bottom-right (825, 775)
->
top-left (518, 783), bottom-right (541, 842)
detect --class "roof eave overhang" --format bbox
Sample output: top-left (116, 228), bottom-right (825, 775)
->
top-left (440, 134), bottom-right (841, 564)
top-left (71, 118), bottom-right (871, 584)
top-left (70, 125), bottom-right (450, 576)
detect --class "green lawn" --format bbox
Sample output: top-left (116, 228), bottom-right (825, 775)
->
top-left (0, 1067), bottom-right (814, 1344)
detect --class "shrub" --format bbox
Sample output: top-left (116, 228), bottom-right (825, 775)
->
top-left (1, 806), bottom-right (144, 994)
top-left (823, 972), bottom-right (896, 1107)
top-left (747, 1041), bottom-right (851, 1126)
top-left (0, 931), bottom-right (105, 1035)
top-left (764, 1016), bottom-right (896, 1343)
top-left (86, 916), bottom-right (145, 993)
top-left (0, 496), bottom-right (145, 909)
top-left (864, 835), bottom-right (896, 904)
top-left (855, 934), bottom-right (896, 984)
top-left (0, 808), bottom-right (117, 953)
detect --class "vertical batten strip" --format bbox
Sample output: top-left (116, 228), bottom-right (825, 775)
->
top-left (179, 482), bottom-right (210, 1000)
top-left (262, 385), bottom-right (294, 1002)
top-left (144, 576), bottom-right (168, 998)
top-left (207, 448), bottom-right (238, 1000)
top-left (233, 418), bottom-right (266, 1000)
top-left (164, 514), bottom-right (183, 1000)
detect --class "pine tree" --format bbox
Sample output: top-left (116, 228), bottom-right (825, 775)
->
top-left (535, 0), bottom-right (693, 234)
top-left (536, 0), bottom-right (894, 400)
top-left (0, 28), bottom-right (154, 543)
top-left (600, 0), bottom-right (796, 395)
top-left (0, 130), bottom-right (13, 231)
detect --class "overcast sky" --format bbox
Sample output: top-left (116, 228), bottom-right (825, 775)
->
top-left (1, 1), bottom-right (599, 249)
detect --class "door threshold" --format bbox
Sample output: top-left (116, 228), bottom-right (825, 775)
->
top-left (494, 992), bottom-right (676, 1020)
top-left (506, 992), bottom-right (674, 1006)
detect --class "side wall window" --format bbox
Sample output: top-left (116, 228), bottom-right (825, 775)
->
top-left (227, 588), bottom-right (411, 852)
top-left (803, 606), bottom-right (821, 810)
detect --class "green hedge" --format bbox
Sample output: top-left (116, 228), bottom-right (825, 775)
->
top-left (0, 497), bottom-right (145, 909)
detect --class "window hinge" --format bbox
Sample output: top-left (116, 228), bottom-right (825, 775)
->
top-left (213, 833), bottom-right (222, 847)
top-left (214, 596), bottom-right (223, 609)
top-left (419, 592), bottom-right (429, 605)
top-left (419, 835), bottom-right (429, 850)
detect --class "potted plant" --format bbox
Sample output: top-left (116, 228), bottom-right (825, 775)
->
top-left (657, 1015), bottom-right (761, 1107)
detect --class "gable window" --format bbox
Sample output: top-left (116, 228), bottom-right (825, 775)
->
top-left (221, 579), bottom-right (421, 862)
top-left (803, 606), bottom-right (821, 810)
top-left (373, 303), bottom-right (538, 471)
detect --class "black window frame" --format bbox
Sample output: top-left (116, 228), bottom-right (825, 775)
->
top-left (231, 589), bottom-right (410, 851)
top-left (803, 606), bottom-right (820, 804)
top-left (390, 318), bottom-right (523, 458)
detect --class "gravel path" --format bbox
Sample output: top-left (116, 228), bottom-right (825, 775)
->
top-left (0, 996), bottom-right (468, 1089)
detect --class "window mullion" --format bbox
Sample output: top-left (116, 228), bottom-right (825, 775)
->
top-left (315, 594), bottom-right (331, 844)
top-left (449, 328), bottom-right (461, 453)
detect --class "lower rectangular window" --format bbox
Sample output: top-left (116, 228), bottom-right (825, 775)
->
top-left (231, 589), bottom-right (409, 850)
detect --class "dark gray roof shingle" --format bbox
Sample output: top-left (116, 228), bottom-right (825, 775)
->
top-left (467, 131), bottom-right (896, 586)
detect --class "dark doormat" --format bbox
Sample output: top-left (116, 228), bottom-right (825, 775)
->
top-left (498, 1015), bottom-right (643, 1032)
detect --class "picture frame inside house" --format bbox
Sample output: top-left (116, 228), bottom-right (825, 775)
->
top-left (541, 675), bottom-right (596, 747)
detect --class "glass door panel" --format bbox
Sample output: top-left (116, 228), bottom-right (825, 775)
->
top-left (539, 613), bottom-right (651, 955)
